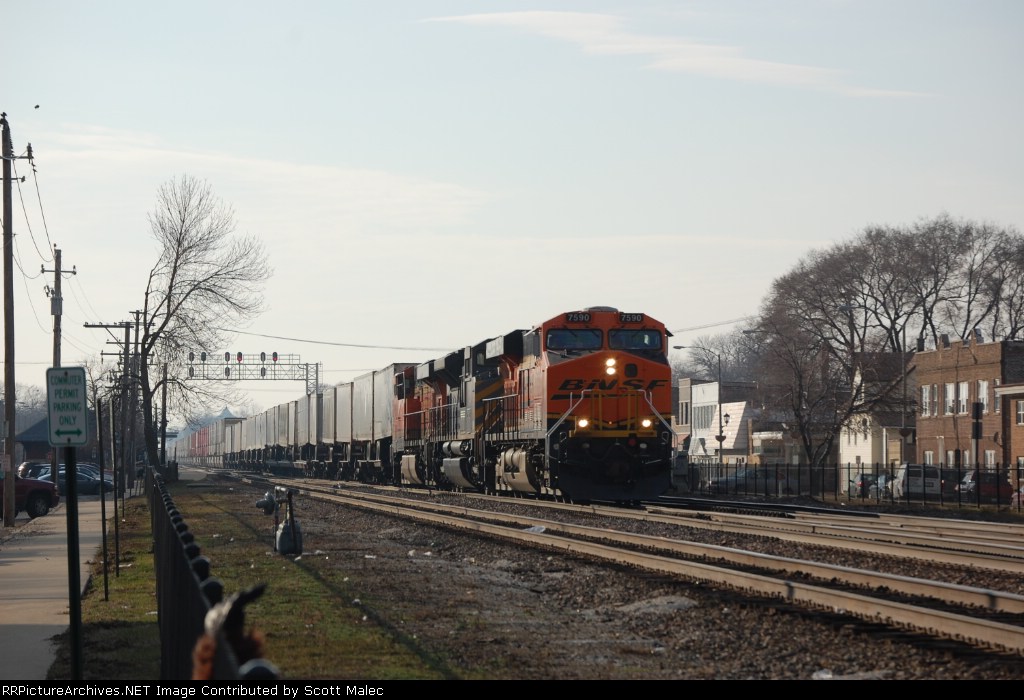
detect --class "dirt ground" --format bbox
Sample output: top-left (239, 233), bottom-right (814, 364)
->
top-left (288, 495), bottom-right (1024, 680)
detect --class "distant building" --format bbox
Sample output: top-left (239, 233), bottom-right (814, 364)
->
top-left (838, 350), bottom-right (916, 478)
top-left (913, 334), bottom-right (1024, 469)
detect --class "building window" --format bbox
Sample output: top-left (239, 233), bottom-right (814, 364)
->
top-left (947, 450), bottom-right (955, 466)
top-left (995, 378), bottom-right (1001, 414)
top-left (679, 400), bottom-right (690, 425)
top-left (931, 384), bottom-right (938, 415)
top-left (985, 450), bottom-right (996, 466)
top-left (924, 450), bottom-right (934, 465)
top-left (958, 381), bottom-right (969, 414)
top-left (921, 385), bottom-right (930, 416)
top-left (694, 404), bottom-right (713, 431)
top-left (978, 380), bottom-right (989, 413)
top-left (945, 383), bottom-right (955, 415)
top-left (1017, 400), bottom-right (1024, 426)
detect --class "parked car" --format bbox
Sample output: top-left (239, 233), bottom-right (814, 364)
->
top-left (76, 463), bottom-right (111, 481)
top-left (893, 464), bottom-right (942, 499)
top-left (709, 468), bottom-right (772, 494)
top-left (956, 470), bottom-right (1014, 503)
top-left (0, 470), bottom-right (60, 518)
top-left (848, 472), bottom-right (891, 499)
top-left (939, 468), bottom-right (963, 497)
top-left (17, 460), bottom-right (53, 480)
top-left (37, 466), bottom-right (114, 496)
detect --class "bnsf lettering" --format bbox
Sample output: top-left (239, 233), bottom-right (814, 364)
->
top-left (619, 313), bottom-right (643, 323)
top-left (557, 378), bottom-right (668, 392)
top-left (565, 312), bottom-right (591, 322)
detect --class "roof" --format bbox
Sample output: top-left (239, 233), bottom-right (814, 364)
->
top-left (17, 417), bottom-right (52, 443)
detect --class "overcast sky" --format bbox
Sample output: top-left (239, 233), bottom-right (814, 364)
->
top-left (5, 1), bottom-right (1022, 421)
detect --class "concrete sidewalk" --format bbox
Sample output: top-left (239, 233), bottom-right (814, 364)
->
top-left (0, 493), bottom-right (115, 681)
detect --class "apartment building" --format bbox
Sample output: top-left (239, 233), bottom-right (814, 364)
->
top-left (913, 334), bottom-right (1024, 467)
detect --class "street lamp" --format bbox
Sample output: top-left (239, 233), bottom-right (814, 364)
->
top-left (674, 345), bottom-right (726, 461)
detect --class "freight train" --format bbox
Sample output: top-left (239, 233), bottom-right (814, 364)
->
top-left (171, 307), bottom-right (674, 502)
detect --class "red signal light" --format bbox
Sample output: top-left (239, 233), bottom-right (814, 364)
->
top-left (272, 352), bottom-right (278, 362)
top-left (237, 352), bottom-right (243, 363)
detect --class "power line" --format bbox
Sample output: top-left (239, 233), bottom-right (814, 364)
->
top-left (217, 328), bottom-right (453, 353)
top-left (11, 158), bottom-right (53, 265)
top-left (669, 316), bottom-right (751, 334)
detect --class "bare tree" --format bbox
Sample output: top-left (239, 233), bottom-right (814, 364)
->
top-left (136, 175), bottom-right (270, 467)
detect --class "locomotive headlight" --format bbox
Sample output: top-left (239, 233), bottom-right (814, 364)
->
top-left (605, 358), bottom-right (616, 367)
top-left (605, 365), bottom-right (616, 375)
top-left (641, 418), bottom-right (653, 429)
top-left (577, 418), bottom-right (589, 428)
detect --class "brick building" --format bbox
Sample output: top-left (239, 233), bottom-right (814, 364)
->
top-left (994, 382), bottom-right (1024, 471)
top-left (913, 334), bottom-right (1024, 469)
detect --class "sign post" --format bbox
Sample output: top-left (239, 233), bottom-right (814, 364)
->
top-left (46, 366), bottom-right (86, 680)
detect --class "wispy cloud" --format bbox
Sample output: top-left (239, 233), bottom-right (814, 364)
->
top-left (37, 124), bottom-right (490, 241)
top-left (427, 11), bottom-right (924, 97)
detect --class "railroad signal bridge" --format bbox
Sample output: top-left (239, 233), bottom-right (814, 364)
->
top-left (185, 352), bottom-right (319, 395)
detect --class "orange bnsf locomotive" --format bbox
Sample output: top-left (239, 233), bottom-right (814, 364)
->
top-left (174, 307), bottom-right (674, 503)
top-left (396, 306), bottom-right (673, 501)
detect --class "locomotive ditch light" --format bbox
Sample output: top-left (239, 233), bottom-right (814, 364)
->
top-left (641, 418), bottom-right (653, 429)
top-left (577, 418), bottom-right (589, 429)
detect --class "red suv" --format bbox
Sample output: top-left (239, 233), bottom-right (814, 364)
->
top-left (0, 470), bottom-right (60, 519)
top-left (956, 470), bottom-right (1014, 503)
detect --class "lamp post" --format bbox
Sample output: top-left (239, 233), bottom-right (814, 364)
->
top-left (674, 345), bottom-right (726, 462)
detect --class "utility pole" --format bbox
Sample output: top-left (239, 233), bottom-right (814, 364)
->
top-left (160, 363), bottom-right (167, 471)
top-left (2, 115), bottom-right (16, 526)
top-left (83, 321), bottom-right (132, 502)
top-left (128, 310), bottom-right (141, 488)
top-left (43, 246), bottom-right (76, 486)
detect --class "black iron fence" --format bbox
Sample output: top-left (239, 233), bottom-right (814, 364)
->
top-left (148, 470), bottom-right (241, 680)
top-left (673, 461), bottom-right (1024, 511)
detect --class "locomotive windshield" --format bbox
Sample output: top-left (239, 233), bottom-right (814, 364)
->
top-left (608, 329), bottom-right (662, 350)
top-left (546, 328), bottom-right (602, 350)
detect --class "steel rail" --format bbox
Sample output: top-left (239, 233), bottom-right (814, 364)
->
top-left (275, 481), bottom-right (1024, 655)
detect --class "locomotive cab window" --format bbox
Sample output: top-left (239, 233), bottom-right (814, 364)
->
top-left (608, 329), bottom-right (662, 350)
top-left (546, 328), bottom-right (602, 350)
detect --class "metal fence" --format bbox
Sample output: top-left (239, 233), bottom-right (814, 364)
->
top-left (148, 470), bottom-right (240, 680)
top-left (672, 461), bottom-right (1024, 511)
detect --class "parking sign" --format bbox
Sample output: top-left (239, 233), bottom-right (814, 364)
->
top-left (47, 367), bottom-right (88, 447)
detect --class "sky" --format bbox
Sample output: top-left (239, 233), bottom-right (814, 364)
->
top-left (4, 1), bottom-right (1023, 424)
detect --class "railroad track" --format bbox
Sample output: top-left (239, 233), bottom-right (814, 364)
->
top-left (237, 471), bottom-right (1024, 656)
